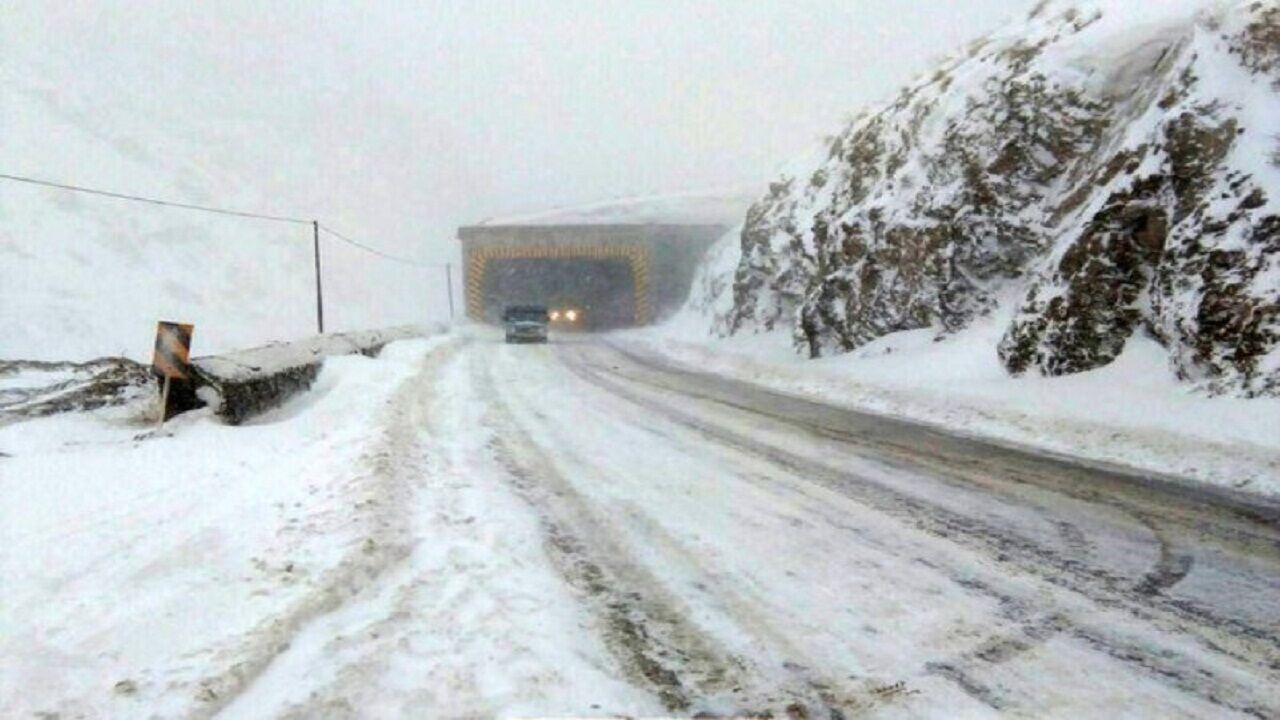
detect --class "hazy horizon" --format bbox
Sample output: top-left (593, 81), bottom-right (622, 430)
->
top-left (6, 1), bottom-right (1036, 266)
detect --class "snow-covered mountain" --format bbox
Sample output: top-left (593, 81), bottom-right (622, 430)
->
top-left (702, 0), bottom-right (1279, 396)
top-left (0, 50), bottom-right (755, 363)
top-left (0, 61), bottom-right (444, 362)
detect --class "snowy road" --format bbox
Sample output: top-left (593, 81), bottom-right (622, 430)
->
top-left (459, 334), bottom-right (1280, 718)
top-left (541, 338), bottom-right (1280, 716)
top-left (6, 331), bottom-right (1279, 718)
top-left (247, 330), bottom-right (1279, 717)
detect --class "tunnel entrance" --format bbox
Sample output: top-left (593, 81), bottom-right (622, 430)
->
top-left (460, 225), bottom-right (726, 329)
top-left (465, 244), bottom-right (652, 329)
top-left (482, 257), bottom-right (637, 330)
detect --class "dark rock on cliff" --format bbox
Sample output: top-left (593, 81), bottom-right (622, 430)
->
top-left (714, 0), bottom-right (1280, 396)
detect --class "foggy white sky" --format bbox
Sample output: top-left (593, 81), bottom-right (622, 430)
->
top-left (8, 1), bottom-right (1036, 265)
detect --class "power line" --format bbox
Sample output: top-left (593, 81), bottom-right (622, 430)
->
top-left (2, 170), bottom-right (453, 335)
top-left (0, 171), bottom-right (437, 267)
top-left (318, 223), bottom-right (438, 267)
top-left (0, 171), bottom-right (311, 225)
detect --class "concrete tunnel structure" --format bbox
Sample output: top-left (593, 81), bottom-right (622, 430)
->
top-left (457, 192), bottom-right (753, 329)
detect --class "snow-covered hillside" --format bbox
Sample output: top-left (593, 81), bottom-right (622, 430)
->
top-left (0, 62), bottom-right (443, 362)
top-left (709, 0), bottom-right (1280, 397)
top-left (0, 54), bottom-right (757, 364)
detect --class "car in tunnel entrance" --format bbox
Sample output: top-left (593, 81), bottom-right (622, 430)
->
top-left (459, 221), bottom-right (730, 331)
top-left (502, 305), bottom-right (550, 344)
top-left (548, 307), bottom-right (584, 329)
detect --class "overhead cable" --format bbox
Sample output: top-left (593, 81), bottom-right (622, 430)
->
top-left (0, 171), bottom-right (311, 225)
top-left (0, 171), bottom-right (435, 267)
top-left (318, 223), bottom-right (437, 267)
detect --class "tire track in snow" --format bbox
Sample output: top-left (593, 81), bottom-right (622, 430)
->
top-left (574, 345), bottom-right (1280, 647)
top-left (608, 341), bottom-right (1280, 555)
top-left (474, 347), bottom-right (855, 718)
top-left (591, 344), bottom-right (1131, 576)
top-left (1132, 512), bottom-right (1196, 596)
top-left (508, 348), bottom-right (973, 714)
top-left (608, 499), bottom-right (921, 718)
top-left (559, 347), bottom-right (1280, 718)
top-left (188, 339), bottom-right (460, 718)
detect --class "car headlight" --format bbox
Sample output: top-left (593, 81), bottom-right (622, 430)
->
top-left (566, 310), bottom-right (578, 322)
top-left (549, 311), bottom-right (561, 321)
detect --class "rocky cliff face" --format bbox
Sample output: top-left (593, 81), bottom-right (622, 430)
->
top-left (718, 0), bottom-right (1280, 396)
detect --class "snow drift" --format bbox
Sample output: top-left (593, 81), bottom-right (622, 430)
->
top-left (709, 0), bottom-right (1280, 396)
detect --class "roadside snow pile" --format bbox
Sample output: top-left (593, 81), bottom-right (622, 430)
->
top-left (216, 333), bottom-right (660, 718)
top-left (192, 325), bottom-right (441, 424)
top-left (717, 0), bottom-right (1280, 397)
top-left (192, 326), bottom-right (434, 383)
top-left (1, 332), bottom-right (665, 718)
top-left (623, 311), bottom-right (1280, 497)
top-left (481, 187), bottom-right (757, 227)
top-left (0, 337), bottom-right (446, 718)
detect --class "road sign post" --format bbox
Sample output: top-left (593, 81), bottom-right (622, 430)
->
top-left (152, 321), bottom-right (194, 425)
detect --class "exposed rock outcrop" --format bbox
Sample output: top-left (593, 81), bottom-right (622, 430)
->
top-left (0, 358), bottom-right (151, 425)
top-left (716, 0), bottom-right (1280, 395)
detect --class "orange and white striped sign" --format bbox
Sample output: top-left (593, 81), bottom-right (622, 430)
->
top-left (152, 321), bottom-right (194, 379)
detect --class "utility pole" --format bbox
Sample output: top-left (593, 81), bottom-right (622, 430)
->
top-left (313, 220), bottom-right (325, 334)
top-left (445, 263), bottom-right (455, 320)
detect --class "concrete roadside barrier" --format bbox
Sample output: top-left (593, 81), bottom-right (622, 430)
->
top-left (188, 325), bottom-right (441, 425)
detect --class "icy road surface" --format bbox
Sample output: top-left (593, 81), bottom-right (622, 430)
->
top-left (4, 330), bottom-right (1279, 718)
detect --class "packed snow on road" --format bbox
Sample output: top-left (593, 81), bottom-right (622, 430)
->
top-left (4, 327), bottom-right (1279, 718)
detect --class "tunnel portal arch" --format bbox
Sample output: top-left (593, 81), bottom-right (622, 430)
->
top-left (465, 244), bottom-right (651, 324)
top-left (457, 223), bottom-right (725, 329)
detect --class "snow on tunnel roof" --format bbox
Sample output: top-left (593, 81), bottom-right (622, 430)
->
top-left (476, 187), bottom-right (757, 228)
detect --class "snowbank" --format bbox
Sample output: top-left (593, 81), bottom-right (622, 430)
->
top-left (192, 325), bottom-right (442, 424)
top-left (621, 309), bottom-right (1280, 498)
top-left (0, 332), bottom-right (666, 717)
top-left (0, 337), bottom-right (447, 718)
